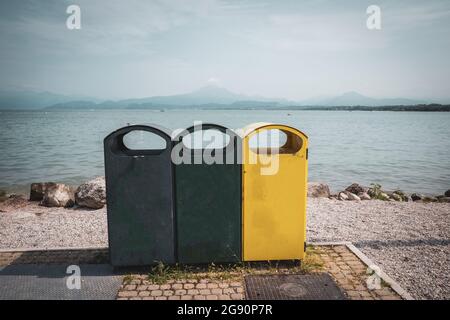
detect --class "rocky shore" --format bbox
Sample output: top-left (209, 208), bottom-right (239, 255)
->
top-left (308, 182), bottom-right (450, 203)
top-left (1, 179), bottom-right (449, 214)
top-left (0, 179), bottom-right (449, 299)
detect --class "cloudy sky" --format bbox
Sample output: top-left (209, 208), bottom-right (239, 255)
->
top-left (0, 0), bottom-right (449, 101)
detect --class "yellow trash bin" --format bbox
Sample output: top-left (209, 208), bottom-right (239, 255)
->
top-left (242, 123), bottom-right (308, 261)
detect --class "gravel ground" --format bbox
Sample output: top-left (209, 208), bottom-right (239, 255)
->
top-left (0, 203), bottom-right (108, 249)
top-left (307, 198), bottom-right (450, 300)
top-left (0, 198), bottom-right (449, 299)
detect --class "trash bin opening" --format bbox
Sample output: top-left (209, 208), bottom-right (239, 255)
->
top-left (248, 129), bottom-right (303, 154)
top-left (122, 130), bottom-right (168, 151)
top-left (181, 129), bottom-right (232, 150)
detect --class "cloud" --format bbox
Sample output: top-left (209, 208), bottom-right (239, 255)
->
top-left (207, 77), bottom-right (221, 85)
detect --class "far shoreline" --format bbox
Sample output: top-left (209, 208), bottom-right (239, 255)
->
top-left (1, 105), bottom-right (450, 112)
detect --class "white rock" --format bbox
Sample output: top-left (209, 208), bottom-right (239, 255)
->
top-left (358, 192), bottom-right (371, 200)
top-left (346, 192), bottom-right (361, 201)
top-left (308, 182), bottom-right (331, 198)
top-left (41, 184), bottom-right (74, 208)
top-left (338, 192), bottom-right (348, 201)
top-left (75, 177), bottom-right (106, 209)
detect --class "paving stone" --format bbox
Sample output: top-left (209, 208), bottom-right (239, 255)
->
top-left (124, 284), bottom-right (136, 290)
top-left (211, 288), bottom-right (222, 295)
top-left (142, 297), bottom-right (155, 300)
top-left (194, 295), bottom-right (206, 300)
top-left (200, 289), bottom-right (211, 295)
top-left (207, 283), bottom-right (219, 289)
top-left (137, 285), bottom-right (148, 291)
top-left (148, 284), bottom-right (160, 290)
top-left (206, 295), bottom-right (218, 300)
top-left (155, 296), bottom-right (167, 300)
top-left (181, 295), bottom-right (193, 300)
top-left (175, 289), bottom-right (187, 295)
top-left (118, 291), bottom-right (138, 298)
top-left (184, 283), bottom-right (195, 289)
top-left (346, 290), bottom-right (361, 299)
top-left (223, 288), bottom-right (234, 294)
top-left (160, 284), bottom-right (171, 290)
top-left (151, 290), bottom-right (163, 297)
top-left (172, 283), bottom-right (183, 290)
top-left (138, 291), bottom-right (150, 297)
top-left (231, 293), bottom-right (243, 300)
top-left (188, 289), bottom-right (200, 295)
top-left (219, 294), bottom-right (231, 300)
top-left (218, 283), bottom-right (229, 289)
top-left (354, 284), bottom-right (367, 291)
top-left (196, 283), bottom-right (207, 289)
top-left (168, 295), bottom-right (181, 300)
top-left (163, 290), bottom-right (174, 296)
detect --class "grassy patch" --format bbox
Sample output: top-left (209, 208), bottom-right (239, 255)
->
top-left (122, 274), bottom-right (134, 285)
top-left (145, 247), bottom-right (325, 284)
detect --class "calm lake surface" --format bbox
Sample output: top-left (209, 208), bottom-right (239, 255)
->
top-left (0, 109), bottom-right (449, 195)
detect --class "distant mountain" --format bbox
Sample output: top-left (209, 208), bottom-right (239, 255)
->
top-left (119, 85), bottom-right (286, 106)
top-left (299, 91), bottom-right (425, 107)
top-left (0, 86), bottom-right (437, 110)
top-left (0, 90), bottom-right (101, 109)
top-left (45, 85), bottom-right (291, 110)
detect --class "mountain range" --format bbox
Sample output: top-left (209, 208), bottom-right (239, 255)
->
top-left (0, 86), bottom-right (441, 110)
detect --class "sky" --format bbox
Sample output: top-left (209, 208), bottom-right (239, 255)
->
top-left (0, 0), bottom-right (449, 101)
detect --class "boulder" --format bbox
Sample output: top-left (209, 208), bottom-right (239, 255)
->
top-left (423, 196), bottom-right (438, 203)
top-left (390, 193), bottom-right (403, 202)
top-left (346, 192), bottom-right (361, 201)
top-left (30, 182), bottom-right (57, 201)
top-left (445, 190), bottom-right (450, 197)
top-left (338, 192), bottom-right (348, 201)
top-left (345, 183), bottom-right (367, 195)
top-left (438, 197), bottom-right (450, 203)
top-left (307, 182), bottom-right (331, 198)
top-left (379, 192), bottom-right (390, 201)
top-left (358, 192), bottom-right (371, 200)
top-left (411, 193), bottom-right (423, 201)
top-left (75, 177), bottom-right (106, 209)
top-left (41, 184), bottom-right (74, 208)
top-left (393, 190), bottom-right (408, 201)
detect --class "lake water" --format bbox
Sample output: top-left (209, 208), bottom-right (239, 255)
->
top-left (0, 109), bottom-right (449, 195)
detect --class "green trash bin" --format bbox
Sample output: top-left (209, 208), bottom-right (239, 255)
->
top-left (104, 125), bottom-right (176, 267)
top-left (173, 123), bottom-right (242, 264)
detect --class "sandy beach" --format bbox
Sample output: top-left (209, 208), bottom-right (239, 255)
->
top-left (0, 198), bottom-right (449, 300)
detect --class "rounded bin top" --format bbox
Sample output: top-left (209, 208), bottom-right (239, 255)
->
top-left (172, 123), bottom-right (240, 140)
top-left (104, 124), bottom-right (173, 156)
top-left (241, 122), bottom-right (308, 140)
top-left (104, 124), bottom-right (172, 142)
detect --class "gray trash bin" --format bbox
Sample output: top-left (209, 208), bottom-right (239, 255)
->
top-left (104, 125), bottom-right (175, 266)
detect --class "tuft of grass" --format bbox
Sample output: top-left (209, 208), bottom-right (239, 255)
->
top-left (144, 246), bottom-right (326, 284)
top-left (300, 246), bottom-right (324, 273)
top-left (123, 274), bottom-right (134, 285)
